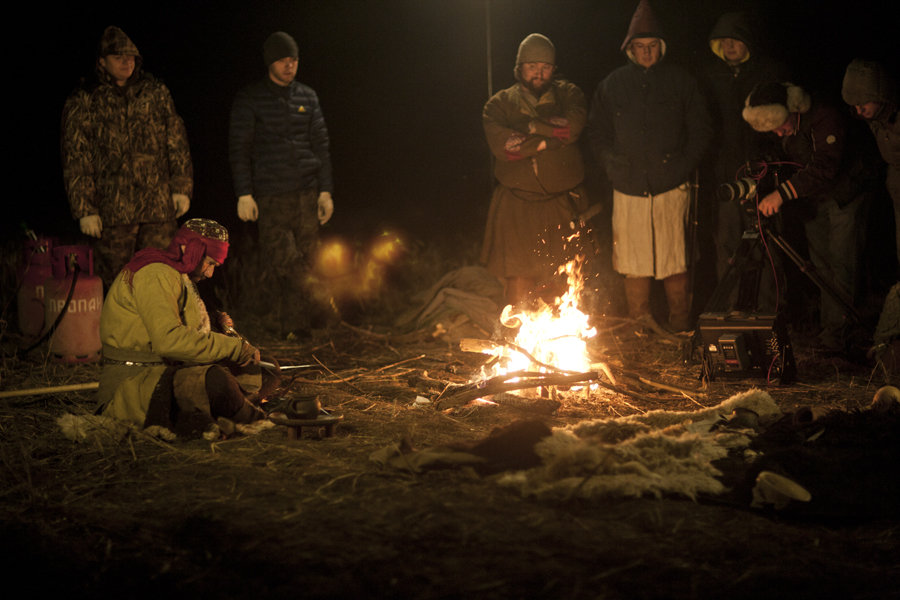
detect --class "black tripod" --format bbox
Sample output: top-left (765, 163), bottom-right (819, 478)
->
top-left (698, 201), bottom-right (861, 383)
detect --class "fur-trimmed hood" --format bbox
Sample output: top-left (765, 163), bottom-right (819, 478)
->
top-left (742, 82), bottom-right (811, 132)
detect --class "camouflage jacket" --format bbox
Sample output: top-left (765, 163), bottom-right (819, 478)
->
top-left (61, 67), bottom-right (193, 226)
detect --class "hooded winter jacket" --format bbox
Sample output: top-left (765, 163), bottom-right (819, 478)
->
top-left (61, 27), bottom-right (193, 226)
top-left (842, 59), bottom-right (900, 170)
top-left (589, 50), bottom-right (711, 196)
top-left (701, 12), bottom-right (791, 184)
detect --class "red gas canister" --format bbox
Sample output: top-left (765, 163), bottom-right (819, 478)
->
top-left (16, 236), bottom-right (54, 338)
top-left (43, 245), bottom-right (103, 363)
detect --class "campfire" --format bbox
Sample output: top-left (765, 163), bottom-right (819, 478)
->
top-left (487, 257), bottom-right (597, 381)
top-left (450, 257), bottom-right (607, 406)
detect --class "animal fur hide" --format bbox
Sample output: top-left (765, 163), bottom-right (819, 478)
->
top-left (57, 413), bottom-right (274, 444)
top-left (496, 389), bottom-right (780, 501)
top-left (372, 388), bottom-right (780, 501)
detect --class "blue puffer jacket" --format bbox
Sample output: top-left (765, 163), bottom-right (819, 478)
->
top-left (229, 78), bottom-right (333, 197)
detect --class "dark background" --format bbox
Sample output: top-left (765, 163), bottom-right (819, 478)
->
top-left (14, 0), bottom-right (897, 262)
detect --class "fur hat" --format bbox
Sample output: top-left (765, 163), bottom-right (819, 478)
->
top-left (842, 59), bottom-right (898, 106)
top-left (742, 82), bottom-right (811, 132)
top-left (263, 31), bottom-right (298, 66)
top-left (621, 0), bottom-right (665, 52)
top-left (516, 33), bottom-right (555, 65)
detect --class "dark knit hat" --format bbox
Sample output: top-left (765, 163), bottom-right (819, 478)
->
top-left (263, 31), bottom-right (298, 66)
top-left (621, 0), bottom-right (664, 51)
top-left (516, 33), bottom-right (555, 65)
top-left (743, 81), bottom-right (811, 132)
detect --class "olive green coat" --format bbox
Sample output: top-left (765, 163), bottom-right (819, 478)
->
top-left (98, 263), bottom-right (244, 426)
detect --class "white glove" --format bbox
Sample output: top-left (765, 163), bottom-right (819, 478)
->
top-left (172, 193), bottom-right (190, 218)
top-left (237, 194), bottom-right (258, 222)
top-left (317, 191), bottom-right (334, 225)
top-left (79, 215), bottom-right (102, 238)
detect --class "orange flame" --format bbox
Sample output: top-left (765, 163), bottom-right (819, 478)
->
top-left (480, 257), bottom-right (597, 388)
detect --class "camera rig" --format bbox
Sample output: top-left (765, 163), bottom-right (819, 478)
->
top-left (696, 159), bottom-right (860, 384)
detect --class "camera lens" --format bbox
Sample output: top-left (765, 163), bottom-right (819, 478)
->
top-left (717, 178), bottom-right (757, 202)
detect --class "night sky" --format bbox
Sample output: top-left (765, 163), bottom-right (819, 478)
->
top-left (17, 0), bottom-right (896, 257)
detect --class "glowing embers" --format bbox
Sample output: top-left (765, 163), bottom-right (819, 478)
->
top-left (480, 258), bottom-right (597, 391)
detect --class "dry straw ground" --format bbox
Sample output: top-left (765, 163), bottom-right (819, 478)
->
top-left (2, 312), bottom-right (898, 599)
top-left (1, 231), bottom-right (898, 598)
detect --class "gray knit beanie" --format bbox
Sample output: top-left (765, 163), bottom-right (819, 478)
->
top-left (516, 33), bottom-right (555, 65)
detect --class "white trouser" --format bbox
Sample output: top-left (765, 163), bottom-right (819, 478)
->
top-left (612, 183), bottom-right (690, 279)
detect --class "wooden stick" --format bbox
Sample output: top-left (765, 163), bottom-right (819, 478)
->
top-left (0, 382), bottom-right (99, 399)
top-left (374, 354), bottom-right (426, 372)
top-left (437, 371), bottom-right (599, 408)
top-left (617, 369), bottom-right (705, 397)
top-left (457, 337), bottom-right (702, 400)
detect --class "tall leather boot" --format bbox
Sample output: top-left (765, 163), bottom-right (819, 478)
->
top-left (663, 272), bottom-right (692, 332)
top-left (623, 276), bottom-right (652, 319)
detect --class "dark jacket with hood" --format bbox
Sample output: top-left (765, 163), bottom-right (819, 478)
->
top-left (588, 38), bottom-right (711, 196)
top-left (745, 82), bottom-right (883, 209)
top-left (842, 59), bottom-right (900, 171)
top-left (61, 26), bottom-right (193, 226)
top-left (778, 95), bottom-right (848, 204)
top-left (701, 12), bottom-right (791, 185)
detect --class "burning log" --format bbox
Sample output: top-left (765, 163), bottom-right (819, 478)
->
top-left (436, 370), bottom-right (601, 408)
top-left (437, 367), bottom-right (651, 408)
top-left (458, 336), bottom-right (702, 404)
top-left (491, 393), bottom-right (561, 415)
top-left (452, 258), bottom-right (701, 406)
top-left (460, 337), bottom-right (612, 378)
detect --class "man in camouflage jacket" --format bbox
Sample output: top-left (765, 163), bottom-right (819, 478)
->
top-left (61, 25), bottom-right (193, 287)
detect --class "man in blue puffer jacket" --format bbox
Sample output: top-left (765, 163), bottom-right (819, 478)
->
top-left (229, 31), bottom-right (335, 336)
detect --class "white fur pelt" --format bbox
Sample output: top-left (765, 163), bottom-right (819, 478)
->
top-left (497, 389), bottom-right (779, 501)
top-left (57, 413), bottom-right (275, 444)
top-left (57, 413), bottom-right (177, 444)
